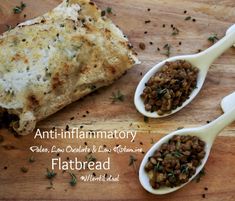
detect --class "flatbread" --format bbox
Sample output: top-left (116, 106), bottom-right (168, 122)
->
top-left (0, 0), bottom-right (139, 135)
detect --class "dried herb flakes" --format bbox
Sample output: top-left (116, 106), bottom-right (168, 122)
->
top-left (13, 2), bottom-right (26, 14)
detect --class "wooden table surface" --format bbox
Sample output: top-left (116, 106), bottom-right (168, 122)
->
top-left (0, 0), bottom-right (235, 200)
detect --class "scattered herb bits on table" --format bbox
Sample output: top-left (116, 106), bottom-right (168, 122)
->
top-left (144, 135), bottom-right (206, 189)
top-left (141, 60), bottom-right (199, 115)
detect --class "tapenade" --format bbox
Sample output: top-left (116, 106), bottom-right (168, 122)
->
top-left (141, 60), bottom-right (199, 115)
top-left (145, 135), bottom-right (205, 189)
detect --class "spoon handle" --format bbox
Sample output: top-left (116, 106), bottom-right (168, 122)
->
top-left (195, 29), bottom-right (235, 68)
top-left (201, 107), bottom-right (235, 145)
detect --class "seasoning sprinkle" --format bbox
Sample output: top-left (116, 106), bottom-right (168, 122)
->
top-left (185, 16), bottom-right (191, 21)
top-left (101, 10), bottom-right (106, 17)
top-left (150, 138), bottom-right (155, 144)
top-left (208, 34), bottom-right (219, 43)
top-left (29, 156), bottom-right (35, 163)
top-left (65, 125), bottom-right (69, 131)
top-left (46, 180), bottom-right (55, 190)
top-left (129, 155), bottom-right (137, 173)
top-left (106, 7), bottom-right (112, 14)
top-left (145, 20), bottom-right (151, 24)
top-left (85, 153), bottom-right (97, 162)
top-left (161, 44), bottom-right (171, 57)
top-left (111, 90), bottom-right (124, 103)
top-left (13, 2), bottom-right (26, 14)
top-left (172, 27), bottom-right (180, 36)
top-left (177, 127), bottom-right (184, 130)
top-left (144, 116), bottom-right (149, 123)
top-left (21, 167), bottom-right (28, 173)
top-left (46, 168), bottom-right (57, 179)
top-left (69, 172), bottom-right (77, 186)
top-left (139, 42), bottom-right (146, 50)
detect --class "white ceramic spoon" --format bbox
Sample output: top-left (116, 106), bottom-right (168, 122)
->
top-left (139, 92), bottom-right (235, 195)
top-left (135, 24), bottom-right (235, 118)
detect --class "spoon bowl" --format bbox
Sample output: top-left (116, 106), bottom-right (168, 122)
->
top-left (139, 92), bottom-right (235, 194)
top-left (139, 127), bottom-right (210, 194)
top-left (135, 24), bottom-right (235, 118)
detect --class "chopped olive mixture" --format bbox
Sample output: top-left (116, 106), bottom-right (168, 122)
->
top-left (145, 135), bottom-right (205, 189)
top-left (141, 60), bottom-right (199, 115)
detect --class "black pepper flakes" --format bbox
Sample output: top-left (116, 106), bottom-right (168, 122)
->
top-left (144, 116), bottom-right (149, 123)
top-left (144, 31), bottom-right (148, 34)
top-left (21, 167), bottom-right (28, 173)
top-left (162, 24), bottom-right (166, 28)
top-left (139, 42), bottom-right (146, 50)
top-left (145, 20), bottom-right (151, 24)
top-left (202, 194), bottom-right (206, 198)
top-left (65, 125), bottom-right (69, 131)
top-left (101, 10), bottom-right (106, 17)
top-left (4, 166), bottom-right (7, 170)
top-left (185, 16), bottom-right (191, 21)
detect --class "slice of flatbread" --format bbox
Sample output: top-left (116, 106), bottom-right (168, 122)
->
top-left (0, 0), bottom-right (139, 135)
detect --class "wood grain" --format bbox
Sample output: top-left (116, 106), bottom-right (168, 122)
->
top-left (0, 0), bottom-right (235, 200)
